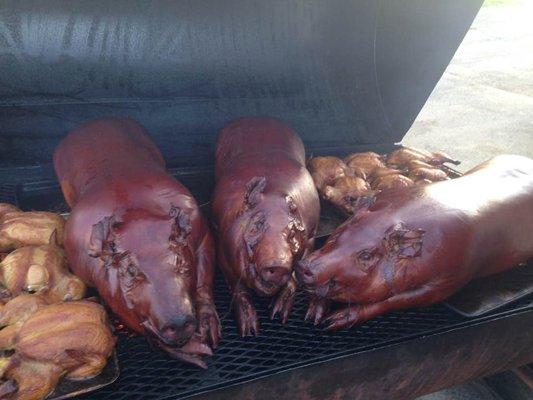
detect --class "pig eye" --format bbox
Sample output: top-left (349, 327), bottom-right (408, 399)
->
top-left (358, 250), bottom-right (373, 261)
top-left (356, 248), bottom-right (381, 271)
top-left (125, 262), bottom-right (145, 282)
top-left (328, 279), bottom-right (338, 289)
top-left (127, 264), bottom-right (138, 278)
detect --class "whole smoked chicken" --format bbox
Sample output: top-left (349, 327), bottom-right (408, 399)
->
top-left (344, 152), bottom-right (385, 177)
top-left (322, 176), bottom-right (372, 215)
top-left (296, 155), bottom-right (533, 330)
top-left (307, 157), bottom-right (353, 189)
top-left (0, 241), bottom-right (85, 304)
top-left (0, 207), bottom-right (64, 252)
top-left (0, 296), bottom-right (115, 400)
top-left (212, 117), bottom-right (320, 336)
top-left (387, 147), bottom-right (459, 169)
top-left (54, 118), bottom-right (219, 367)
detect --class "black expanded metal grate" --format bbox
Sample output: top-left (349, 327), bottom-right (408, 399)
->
top-left (78, 278), bottom-right (532, 400)
top-left (1, 181), bottom-right (532, 400)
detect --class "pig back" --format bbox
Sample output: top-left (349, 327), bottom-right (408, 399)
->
top-left (54, 118), bottom-right (166, 207)
top-left (215, 117), bottom-right (306, 177)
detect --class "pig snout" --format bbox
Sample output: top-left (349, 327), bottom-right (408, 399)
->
top-left (295, 259), bottom-right (316, 288)
top-left (260, 265), bottom-right (291, 287)
top-left (158, 314), bottom-right (197, 346)
top-left (143, 312), bottom-right (197, 347)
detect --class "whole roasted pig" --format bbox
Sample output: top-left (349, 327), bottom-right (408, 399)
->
top-left (212, 117), bottom-right (320, 336)
top-left (296, 155), bottom-right (533, 330)
top-left (54, 118), bottom-right (220, 367)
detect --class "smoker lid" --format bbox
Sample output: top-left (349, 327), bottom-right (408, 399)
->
top-left (0, 0), bottom-right (482, 169)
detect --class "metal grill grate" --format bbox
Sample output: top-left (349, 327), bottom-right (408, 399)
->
top-left (1, 182), bottom-right (532, 400)
top-left (77, 275), bottom-right (532, 400)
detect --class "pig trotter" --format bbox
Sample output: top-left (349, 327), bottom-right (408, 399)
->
top-left (270, 277), bottom-right (297, 323)
top-left (323, 306), bottom-right (361, 331)
top-left (234, 289), bottom-right (259, 337)
top-left (196, 299), bottom-right (221, 349)
top-left (159, 333), bottom-right (213, 369)
top-left (304, 296), bottom-right (331, 325)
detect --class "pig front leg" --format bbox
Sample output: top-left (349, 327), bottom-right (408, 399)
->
top-left (270, 275), bottom-right (297, 323)
top-left (322, 284), bottom-right (450, 331)
top-left (158, 333), bottom-right (213, 369)
top-left (216, 241), bottom-right (260, 337)
top-left (233, 285), bottom-right (260, 337)
top-left (194, 232), bottom-right (221, 349)
top-left (304, 296), bottom-right (331, 325)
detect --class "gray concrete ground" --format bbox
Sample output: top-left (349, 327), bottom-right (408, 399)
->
top-left (411, 1), bottom-right (533, 399)
top-left (404, 0), bottom-right (533, 172)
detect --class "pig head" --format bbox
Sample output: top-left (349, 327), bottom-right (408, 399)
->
top-left (220, 176), bottom-right (307, 297)
top-left (86, 205), bottom-right (197, 348)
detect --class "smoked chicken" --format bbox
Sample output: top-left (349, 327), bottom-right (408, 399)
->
top-left (0, 296), bottom-right (115, 400)
top-left (387, 147), bottom-right (459, 169)
top-left (0, 208), bottom-right (64, 252)
top-left (371, 174), bottom-right (415, 191)
top-left (0, 242), bottom-right (85, 304)
top-left (322, 176), bottom-right (372, 215)
top-left (307, 157), bottom-right (354, 189)
top-left (409, 167), bottom-right (449, 183)
top-left (344, 152), bottom-right (385, 177)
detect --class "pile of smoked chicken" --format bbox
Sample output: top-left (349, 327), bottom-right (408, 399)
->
top-left (308, 147), bottom-right (460, 214)
top-left (0, 204), bottom-right (115, 400)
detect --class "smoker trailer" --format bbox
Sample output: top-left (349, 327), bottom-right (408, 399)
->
top-left (0, 1), bottom-right (531, 399)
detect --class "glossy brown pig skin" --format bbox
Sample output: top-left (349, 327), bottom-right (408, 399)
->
top-left (212, 117), bottom-right (320, 336)
top-left (296, 155), bottom-right (533, 330)
top-left (53, 118), bottom-right (219, 367)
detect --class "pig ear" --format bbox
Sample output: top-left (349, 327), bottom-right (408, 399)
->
top-left (169, 206), bottom-right (192, 254)
top-left (383, 222), bottom-right (425, 259)
top-left (244, 176), bottom-right (267, 210)
top-left (88, 215), bottom-right (118, 258)
top-left (243, 211), bottom-right (268, 258)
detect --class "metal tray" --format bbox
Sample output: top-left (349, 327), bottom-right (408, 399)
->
top-left (443, 261), bottom-right (533, 317)
top-left (50, 352), bottom-right (119, 400)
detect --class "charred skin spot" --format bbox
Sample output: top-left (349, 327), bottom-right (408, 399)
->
top-left (382, 222), bottom-right (425, 259)
top-left (243, 212), bottom-right (269, 259)
top-left (243, 176), bottom-right (267, 212)
top-left (169, 206), bottom-right (194, 277)
top-left (285, 195), bottom-right (306, 257)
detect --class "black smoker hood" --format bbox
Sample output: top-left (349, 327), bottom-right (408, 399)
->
top-left (0, 0), bottom-right (482, 173)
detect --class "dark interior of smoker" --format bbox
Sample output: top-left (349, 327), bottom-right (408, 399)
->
top-left (0, 1), bottom-right (531, 399)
